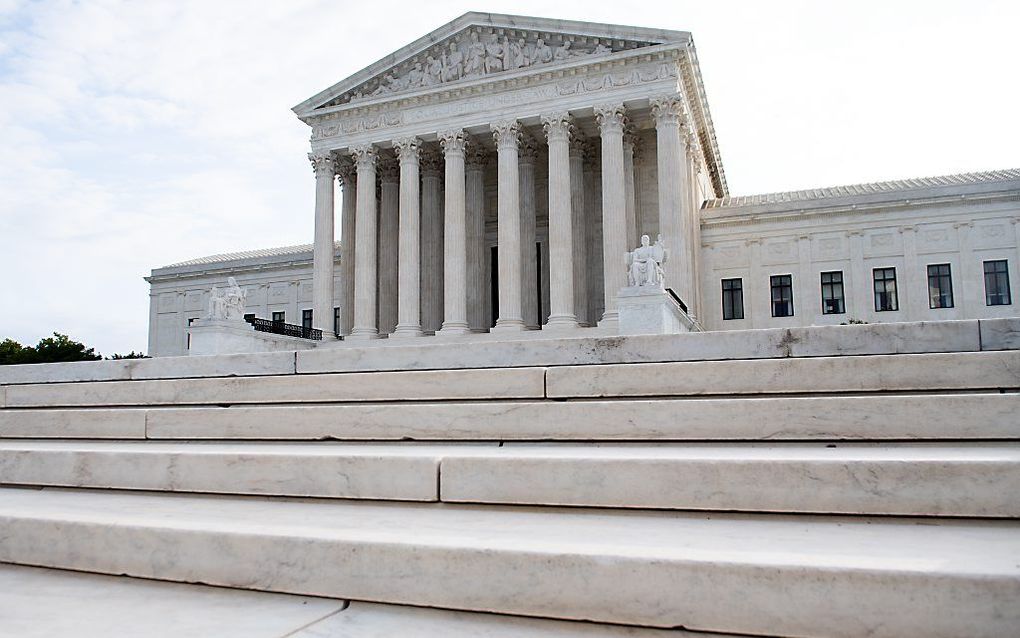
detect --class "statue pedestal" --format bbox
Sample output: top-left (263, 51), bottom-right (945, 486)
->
top-left (188, 319), bottom-right (316, 356)
top-left (617, 286), bottom-right (699, 336)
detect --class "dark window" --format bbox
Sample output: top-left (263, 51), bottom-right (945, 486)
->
top-left (302, 309), bottom-right (313, 330)
top-left (721, 278), bottom-right (744, 320)
top-left (927, 264), bottom-right (954, 309)
top-left (873, 267), bottom-right (898, 312)
top-left (272, 311), bottom-right (285, 324)
top-left (770, 275), bottom-right (794, 317)
top-left (186, 317), bottom-right (198, 349)
top-left (333, 307), bottom-right (341, 336)
top-left (820, 271), bottom-right (845, 315)
top-left (984, 260), bottom-right (1011, 306)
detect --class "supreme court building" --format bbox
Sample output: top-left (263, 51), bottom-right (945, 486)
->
top-left (146, 12), bottom-right (1020, 356)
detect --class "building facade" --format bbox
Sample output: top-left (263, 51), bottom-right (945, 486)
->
top-left (146, 13), bottom-right (1019, 356)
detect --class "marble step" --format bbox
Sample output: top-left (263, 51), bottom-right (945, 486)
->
top-left (3, 350), bottom-right (1018, 410)
top-left (1, 488), bottom-right (1016, 638)
top-left (3, 393), bottom-right (1018, 441)
top-left (1, 564), bottom-right (712, 637)
top-left (0, 441), bottom-right (1016, 517)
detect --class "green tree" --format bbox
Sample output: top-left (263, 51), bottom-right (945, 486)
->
top-left (0, 333), bottom-right (102, 365)
top-left (0, 338), bottom-right (27, 365)
top-left (108, 351), bottom-right (148, 360)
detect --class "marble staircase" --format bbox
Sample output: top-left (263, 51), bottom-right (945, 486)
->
top-left (0, 319), bottom-right (1018, 637)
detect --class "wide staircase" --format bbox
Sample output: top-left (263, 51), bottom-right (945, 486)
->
top-left (0, 320), bottom-right (1018, 637)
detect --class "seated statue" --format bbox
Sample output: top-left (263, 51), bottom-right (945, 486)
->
top-left (626, 234), bottom-right (668, 288)
top-left (207, 277), bottom-right (248, 320)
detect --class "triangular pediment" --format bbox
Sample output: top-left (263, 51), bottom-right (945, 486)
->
top-left (293, 12), bottom-right (688, 116)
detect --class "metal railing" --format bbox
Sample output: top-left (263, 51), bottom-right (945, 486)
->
top-left (245, 317), bottom-right (322, 341)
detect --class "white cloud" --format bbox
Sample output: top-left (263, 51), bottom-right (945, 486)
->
top-left (0, 0), bottom-right (1017, 354)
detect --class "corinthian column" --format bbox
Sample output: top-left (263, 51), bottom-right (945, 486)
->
top-left (651, 94), bottom-right (691, 305)
top-left (568, 135), bottom-right (588, 325)
top-left (337, 160), bottom-right (357, 336)
top-left (595, 103), bottom-right (628, 325)
top-left (348, 144), bottom-right (379, 339)
top-left (623, 127), bottom-right (639, 251)
top-left (377, 157), bottom-right (400, 334)
top-left (518, 134), bottom-right (540, 330)
top-left (541, 113), bottom-right (579, 328)
top-left (392, 137), bottom-right (423, 338)
top-left (490, 119), bottom-right (525, 331)
top-left (309, 150), bottom-right (337, 337)
top-left (420, 147), bottom-right (444, 334)
top-left (438, 129), bottom-right (469, 334)
top-left (465, 145), bottom-right (488, 332)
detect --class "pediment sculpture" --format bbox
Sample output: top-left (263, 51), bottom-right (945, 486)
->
top-left (207, 277), bottom-right (248, 321)
top-left (335, 28), bottom-right (656, 106)
top-left (626, 234), bottom-right (668, 288)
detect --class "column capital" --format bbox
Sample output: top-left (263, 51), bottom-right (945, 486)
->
top-left (350, 144), bottom-right (377, 169)
top-left (568, 130), bottom-right (587, 159)
top-left (541, 112), bottom-right (574, 142)
top-left (393, 136), bottom-right (421, 163)
top-left (420, 147), bottom-right (443, 176)
top-left (378, 157), bottom-right (400, 183)
top-left (308, 151), bottom-right (337, 178)
top-left (518, 133), bottom-right (540, 165)
top-left (438, 129), bottom-right (468, 155)
top-left (335, 156), bottom-right (356, 186)
top-left (465, 143), bottom-right (488, 170)
top-left (491, 119), bottom-right (522, 150)
top-left (650, 94), bottom-right (686, 126)
top-left (594, 103), bottom-right (627, 135)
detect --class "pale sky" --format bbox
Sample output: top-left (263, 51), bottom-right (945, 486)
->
top-left (1, 0), bottom-right (1017, 355)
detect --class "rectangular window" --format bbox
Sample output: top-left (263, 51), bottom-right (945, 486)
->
top-left (770, 274), bottom-right (794, 317)
top-left (721, 278), bottom-right (744, 320)
top-left (984, 260), bottom-right (1012, 306)
top-left (243, 313), bottom-right (255, 323)
top-left (820, 271), bottom-right (845, 315)
top-left (333, 307), bottom-right (341, 336)
top-left (272, 311), bottom-right (285, 324)
top-left (186, 317), bottom-right (198, 350)
top-left (873, 267), bottom-right (898, 312)
top-left (302, 309), bottom-right (313, 330)
top-left (927, 264), bottom-right (954, 309)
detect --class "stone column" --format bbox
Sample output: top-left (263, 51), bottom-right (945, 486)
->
top-left (377, 157), bottom-right (400, 334)
top-left (519, 134), bottom-right (540, 330)
top-left (568, 136), bottom-right (589, 325)
top-left (541, 113), bottom-right (579, 328)
top-left (308, 151), bottom-right (337, 337)
top-left (349, 144), bottom-right (379, 339)
top-left (392, 137), bottom-right (423, 338)
top-left (420, 147), bottom-right (444, 334)
top-left (583, 142), bottom-right (602, 325)
top-left (595, 103), bottom-right (628, 325)
top-left (623, 128), bottom-right (638, 251)
top-left (490, 119), bottom-right (525, 331)
top-left (438, 130), bottom-right (469, 334)
top-left (337, 160), bottom-right (357, 336)
top-left (651, 95), bottom-right (691, 304)
top-left (465, 145), bottom-right (488, 332)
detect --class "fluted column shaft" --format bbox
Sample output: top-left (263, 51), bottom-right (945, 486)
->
top-left (439, 130), bottom-right (469, 334)
top-left (519, 136), bottom-right (539, 330)
top-left (652, 95), bottom-right (691, 305)
top-left (393, 137), bottom-right (423, 337)
top-left (623, 130), bottom-right (638, 251)
top-left (420, 149), bottom-right (444, 334)
top-left (542, 113), bottom-right (579, 328)
top-left (491, 120), bottom-right (525, 331)
top-left (349, 145), bottom-right (379, 339)
top-left (465, 147), bottom-right (487, 332)
top-left (595, 104), bottom-right (628, 324)
top-left (568, 138), bottom-right (588, 325)
top-left (338, 164), bottom-right (357, 336)
top-left (377, 158), bottom-right (399, 334)
top-left (309, 151), bottom-right (337, 337)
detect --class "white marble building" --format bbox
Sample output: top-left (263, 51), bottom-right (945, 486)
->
top-left (146, 13), bottom-right (1019, 356)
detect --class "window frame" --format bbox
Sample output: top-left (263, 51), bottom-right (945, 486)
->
top-left (333, 307), bottom-right (341, 336)
top-left (271, 311), bottom-right (285, 324)
top-left (927, 263), bottom-right (954, 309)
top-left (984, 259), bottom-right (1012, 306)
top-left (770, 274), bottom-right (794, 318)
top-left (302, 309), bottom-right (313, 331)
top-left (873, 267), bottom-right (899, 312)
top-left (721, 278), bottom-right (744, 321)
top-left (820, 270), bottom-right (845, 315)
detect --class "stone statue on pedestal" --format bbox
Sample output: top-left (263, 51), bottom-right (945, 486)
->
top-left (626, 234), bottom-right (668, 288)
top-left (207, 277), bottom-right (248, 321)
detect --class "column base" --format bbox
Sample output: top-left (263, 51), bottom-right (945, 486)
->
top-left (437, 321), bottom-right (470, 335)
top-left (597, 312), bottom-right (620, 332)
top-left (544, 314), bottom-right (580, 330)
top-left (491, 318), bottom-right (526, 332)
top-left (346, 328), bottom-right (381, 341)
top-left (390, 325), bottom-right (424, 338)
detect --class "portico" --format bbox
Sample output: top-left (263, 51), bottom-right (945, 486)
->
top-left (295, 13), bottom-right (725, 341)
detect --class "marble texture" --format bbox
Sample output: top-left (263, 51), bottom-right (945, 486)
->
top-left (617, 285), bottom-right (694, 335)
top-left (1, 487), bottom-right (1017, 637)
top-left (440, 443), bottom-right (1020, 517)
top-left (187, 318), bottom-right (314, 355)
top-left (546, 350), bottom-right (1020, 398)
top-left (4, 367), bottom-right (546, 407)
top-left (0, 564), bottom-right (345, 638)
top-left (0, 409), bottom-right (146, 439)
top-left (980, 317), bottom-right (1020, 350)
